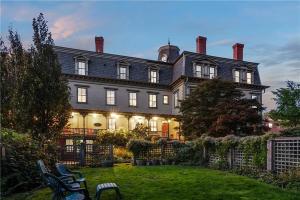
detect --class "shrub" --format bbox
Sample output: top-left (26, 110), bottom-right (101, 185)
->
top-left (95, 129), bottom-right (137, 147)
top-left (280, 127), bottom-right (300, 137)
top-left (127, 139), bottom-right (151, 158)
top-left (114, 147), bottom-right (133, 162)
top-left (1, 129), bottom-right (57, 197)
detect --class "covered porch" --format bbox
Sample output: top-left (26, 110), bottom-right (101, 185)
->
top-left (63, 110), bottom-right (181, 140)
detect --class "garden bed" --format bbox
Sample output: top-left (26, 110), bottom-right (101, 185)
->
top-left (5, 164), bottom-right (300, 200)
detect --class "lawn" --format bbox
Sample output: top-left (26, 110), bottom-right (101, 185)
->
top-left (6, 164), bottom-right (300, 200)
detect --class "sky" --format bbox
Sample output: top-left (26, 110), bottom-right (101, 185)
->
top-left (1, 1), bottom-right (300, 111)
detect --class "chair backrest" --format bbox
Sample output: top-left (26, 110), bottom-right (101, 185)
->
top-left (37, 160), bottom-right (50, 174)
top-left (55, 163), bottom-right (69, 176)
top-left (44, 173), bottom-right (68, 200)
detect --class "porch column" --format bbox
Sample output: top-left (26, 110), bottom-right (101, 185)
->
top-left (79, 111), bottom-right (88, 142)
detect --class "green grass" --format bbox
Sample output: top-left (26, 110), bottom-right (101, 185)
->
top-left (5, 164), bottom-right (300, 200)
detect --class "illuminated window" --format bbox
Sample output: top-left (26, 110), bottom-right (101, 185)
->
top-left (106, 90), bottom-right (116, 105)
top-left (163, 95), bottom-right (169, 104)
top-left (78, 61), bottom-right (86, 75)
top-left (150, 70), bottom-right (158, 83)
top-left (129, 92), bottom-right (137, 107)
top-left (108, 118), bottom-right (116, 130)
top-left (234, 70), bottom-right (240, 82)
top-left (149, 94), bottom-right (157, 108)
top-left (77, 87), bottom-right (87, 103)
top-left (247, 72), bottom-right (252, 84)
top-left (149, 120), bottom-right (157, 132)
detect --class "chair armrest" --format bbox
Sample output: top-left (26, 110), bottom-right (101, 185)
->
top-left (69, 170), bottom-right (83, 178)
top-left (59, 175), bottom-right (76, 182)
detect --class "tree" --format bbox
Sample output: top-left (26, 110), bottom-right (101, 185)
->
top-left (21, 13), bottom-right (71, 143)
top-left (0, 29), bottom-right (30, 131)
top-left (180, 79), bottom-right (263, 138)
top-left (269, 81), bottom-right (300, 127)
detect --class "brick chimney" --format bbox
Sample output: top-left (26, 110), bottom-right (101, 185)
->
top-left (233, 43), bottom-right (244, 60)
top-left (196, 36), bottom-right (207, 54)
top-left (95, 36), bottom-right (104, 53)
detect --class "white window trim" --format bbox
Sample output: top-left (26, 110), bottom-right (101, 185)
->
top-left (106, 90), bottom-right (116, 105)
top-left (129, 92), bottom-right (137, 107)
top-left (148, 67), bottom-right (159, 83)
top-left (117, 63), bottom-right (129, 80)
top-left (108, 118), bottom-right (116, 130)
top-left (163, 95), bottom-right (169, 105)
top-left (77, 87), bottom-right (87, 103)
top-left (149, 120), bottom-right (158, 132)
top-left (149, 94), bottom-right (157, 108)
top-left (75, 57), bottom-right (88, 75)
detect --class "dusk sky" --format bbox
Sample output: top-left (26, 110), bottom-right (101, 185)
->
top-left (1, 1), bottom-right (300, 111)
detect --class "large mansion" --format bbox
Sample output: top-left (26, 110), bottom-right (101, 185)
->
top-left (55, 36), bottom-right (268, 144)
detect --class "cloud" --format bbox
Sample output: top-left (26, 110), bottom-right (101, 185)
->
top-left (250, 37), bottom-right (300, 111)
top-left (50, 15), bottom-right (91, 40)
top-left (209, 39), bottom-right (234, 47)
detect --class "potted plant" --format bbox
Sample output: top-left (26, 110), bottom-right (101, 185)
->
top-left (127, 139), bottom-right (151, 166)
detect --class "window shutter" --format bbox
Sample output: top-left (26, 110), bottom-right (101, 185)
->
top-left (126, 66), bottom-right (129, 79)
top-left (193, 64), bottom-right (196, 77)
top-left (157, 69), bottom-right (160, 83)
top-left (75, 59), bottom-right (79, 74)
top-left (85, 60), bottom-right (88, 75)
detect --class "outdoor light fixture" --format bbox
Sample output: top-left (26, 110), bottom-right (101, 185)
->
top-left (71, 112), bottom-right (77, 117)
top-left (153, 116), bottom-right (158, 120)
top-left (110, 112), bottom-right (118, 118)
top-left (92, 113), bottom-right (97, 118)
top-left (268, 123), bottom-right (273, 128)
top-left (168, 119), bottom-right (171, 123)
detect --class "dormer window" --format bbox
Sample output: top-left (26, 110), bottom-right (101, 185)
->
top-left (119, 66), bottom-right (128, 79)
top-left (117, 61), bottom-right (129, 80)
top-left (78, 61), bottom-right (86, 75)
top-left (75, 56), bottom-right (88, 75)
top-left (234, 70), bottom-right (240, 82)
top-left (193, 64), bottom-right (216, 79)
top-left (247, 72), bottom-right (252, 84)
top-left (233, 68), bottom-right (253, 84)
top-left (149, 69), bottom-right (159, 83)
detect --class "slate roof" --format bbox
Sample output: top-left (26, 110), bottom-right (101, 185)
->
top-left (54, 45), bottom-right (268, 89)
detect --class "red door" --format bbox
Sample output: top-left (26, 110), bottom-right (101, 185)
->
top-left (162, 123), bottom-right (169, 138)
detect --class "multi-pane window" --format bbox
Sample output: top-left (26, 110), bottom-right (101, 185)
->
top-left (149, 120), bottom-right (157, 132)
top-left (129, 92), bottom-right (137, 107)
top-left (66, 139), bottom-right (73, 152)
top-left (106, 90), bottom-right (116, 105)
top-left (174, 91), bottom-right (179, 108)
top-left (149, 94), bottom-right (157, 108)
top-left (247, 72), bottom-right (252, 84)
top-left (119, 66), bottom-right (127, 79)
top-left (195, 65), bottom-right (202, 77)
top-left (163, 95), bottom-right (169, 104)
top-left (150, 70), bottom-right (158, 83)
top-left (77, 87), bottom-right (87, 103)
top-left (234, 70), bottom-right (240, 82)
top-left (78, 61), bottom-right (87, 75)
top-left (251, 94), bottom-right (258, 100)
top-left (108, 118), bottom-right (116, 130)
top-left (209, 67), bottom-right (215, 79)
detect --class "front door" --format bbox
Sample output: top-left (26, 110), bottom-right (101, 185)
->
top-left (162, 123), bottom-right (169, 138)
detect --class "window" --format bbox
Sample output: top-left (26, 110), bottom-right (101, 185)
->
top-left (86, 140), bottom-right (93, 152)
top-left (247, 72), bottom-right (252, 84)
top-left (195, 65), bottom-right (202, 77)
top-left (251, 94), bottom-right (257, 100)
top-left (149, 94), bottom-right (157, 108)
top-left (66, 139), bottom-right (73, 152)
top-left (174, 91), bottom-right (179, 108)
top-left (149, 120), bottom-right (157, 132)
top-left (106, 90), bottom-right (116, 105)
top-left (119, 66), bottom-right (127, 79)
top-left (129, 92), bottom-right (137, 107)
top-left (234, 70), bottom-right (240, 82)
top-left (209, 67), bottom-right (215, 79)
top-left (150, 70), bottom-right (158, 83)
top-left (77, 87), bottom-right (87, 103)
top-left (78, 61), bottom-right (87, 75)
top-left (163, 95), bottom-right (169, 104)
top-left (108, 118), bottom-right (116, 130)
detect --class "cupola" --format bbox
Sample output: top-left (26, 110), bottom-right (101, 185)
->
top-left (158, 41), bottom-right (180, 63)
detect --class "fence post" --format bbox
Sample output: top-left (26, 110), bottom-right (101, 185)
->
top-left (110, 144), bottom-right (114, 163)
top-left (227, 148), bottom-right (233, 169)
top-left (267, 139), bottom-right (274, 171)
top-left (80, 142), bottom-right (86, 166)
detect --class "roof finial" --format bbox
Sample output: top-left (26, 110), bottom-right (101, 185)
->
top-left (168, 38), bottom-right (170, 45)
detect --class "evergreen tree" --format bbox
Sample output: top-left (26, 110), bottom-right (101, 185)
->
top-left (22, 13), bottom-right (71, 142)
top-left (269, 81), bottom-right (300, 127)
top-left (180, 79), bottom-right (263, 138)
